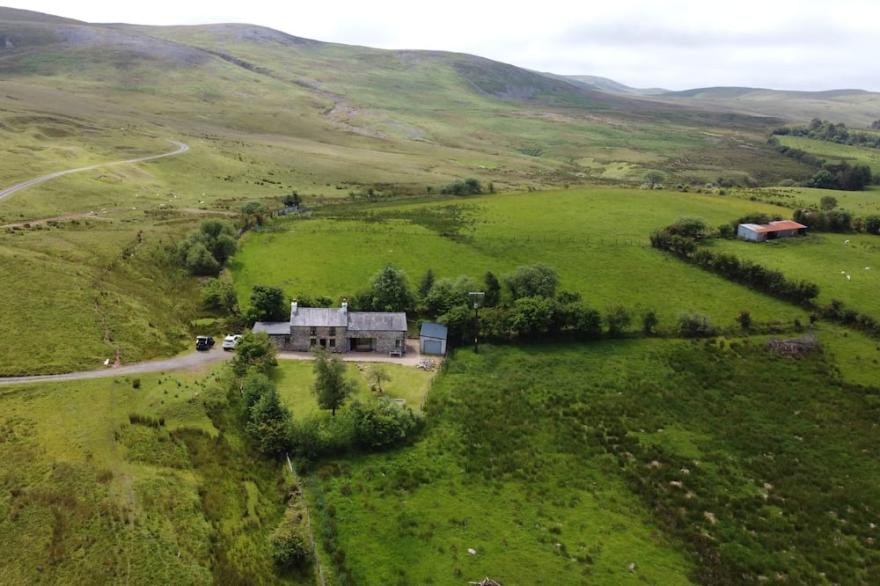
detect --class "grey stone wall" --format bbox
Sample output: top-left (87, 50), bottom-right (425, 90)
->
top-left (291, 326), bottom-right (347, 352)
top-left (346, 330), bottom-right (406, 354)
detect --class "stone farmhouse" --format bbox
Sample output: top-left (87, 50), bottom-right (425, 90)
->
top-left (253, 302), bottom-right (407, 354)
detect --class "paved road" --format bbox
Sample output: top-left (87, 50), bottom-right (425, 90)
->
top-left (0, 349), bottom-right (230, 386)
top-left (0, 140), bottom-right (189, 202)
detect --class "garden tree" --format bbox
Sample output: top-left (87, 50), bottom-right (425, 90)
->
top-left (247, 386), bottom-right (292, 457)
top-left (509, 296), bottom-right (556, 337)
top-left (438, 303), bottom-right (473, 343)
top-left (248, 285), bottom-right (288, 322)
top-left (504, 264), bottom-right (559, 299)
top-left (241, 371), bottom-right (275, 410)
top-left (484, 271), bottom-right (501, 307)
top-left (367, 265), bottom-right (414, 312)
top-left (241, 201), bottom-right (268, 228)
top-left (737, 310), bottom-right (752, 331)
top-left (312, 350), bottom-right (355, 416)
top-left (417, 268), bottom-right (435, 300)
top-left (606, 306), bottom-right (632, 337)
top-left (367, 365), bottom-right (391, 394)
top-left (865, 215), bottom-right (880, 235)
top-left (198, 220), bottom-right (238, 264)
top-left (350, 399), bottom-right (421, 450)
top-left (201, 278), bottom-right (238, 314)
top-left (233, 331), bottom-right (278, 376)
top-left (424, 275), bottom-right (478, 317)
top-left (644, 171), bottom-right (665, 188)
top-left (642, 310), bottom-right (659, 335)
top-left (820, 195), bottom-right (838, 210)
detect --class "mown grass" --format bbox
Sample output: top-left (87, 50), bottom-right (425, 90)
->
top-left (233, 187), bottom-right (808, 326)
top-left (711, 233), bottom-right (880, 320)
top-left (307, 340), bottom-right (880, 584)
top-left (275, 360), bottom-right (434, 418)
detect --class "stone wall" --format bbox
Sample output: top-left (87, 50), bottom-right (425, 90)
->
top-left (346, 330), bottom-right (406, 354)
top-left (291, 326), bottom-right (347, 352)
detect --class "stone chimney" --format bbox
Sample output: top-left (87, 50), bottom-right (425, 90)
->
top-left (291, 300), bottom-right (298, 317)
top-left (340, 299), bottom-right (348, 314)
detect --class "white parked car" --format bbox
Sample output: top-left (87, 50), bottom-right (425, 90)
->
top-left (222, 334), bottom-right (243, 351)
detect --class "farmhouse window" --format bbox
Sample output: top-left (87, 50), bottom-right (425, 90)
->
top-left (310, 327), bottom-right (317, 336)
top-left (329, 327), bottom-right (336, 336)
top-left (310, 337), bottom-right (317, 347)
top-left (329, 338), bottom-right (336, 348)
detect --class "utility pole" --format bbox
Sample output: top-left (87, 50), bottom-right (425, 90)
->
top-left (468, 291), bottom-right (485, 354)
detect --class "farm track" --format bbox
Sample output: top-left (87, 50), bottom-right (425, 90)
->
top-left (0, 348), bottom-right (230, 386)
top-left (0, 140), bottom-right (189, 202)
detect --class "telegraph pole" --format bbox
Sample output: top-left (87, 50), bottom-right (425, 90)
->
top-left (468, 291), bottom-right (485, 354)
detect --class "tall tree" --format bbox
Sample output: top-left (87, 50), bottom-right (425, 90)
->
top-left (313, 350), bottom-right (355, 416)
top-left (366, 365), bottom-right (391, 394)
top-left (368, 265), bottom-right (414, 312)
top-left (418, 268), bottom-right (435, 300)
top-left (249, 285), bottom-right (288, 322)
top-left (484, 271), bottom-right (501, 307)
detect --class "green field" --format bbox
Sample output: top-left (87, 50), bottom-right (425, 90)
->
top-left (712, 233), bottom-right (880, 320)
top-left (306, 340), bottom-right (880, 584)
top-left (233, 187), bottom-right (808, 327)
top-left (778, 135), bottom-right (880, 176)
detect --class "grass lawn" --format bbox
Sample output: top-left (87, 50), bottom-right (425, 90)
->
top-left (233, 187), bottom-right (808, 327)
top-left (306, 340), bottom-right (880, 585)
top-left (275, 360), bottom-right (434, 418)
top-left (711, 233), bottom-right (880, 320)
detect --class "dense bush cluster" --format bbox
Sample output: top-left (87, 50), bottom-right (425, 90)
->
top-left (176, 220), bottom-right (237, 276)
top-left (792, 207), bottom-right (854, 232)
top-left (440, 177), bottom-right (483, 196)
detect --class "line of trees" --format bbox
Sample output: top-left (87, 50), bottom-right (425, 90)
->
top-left (768, 136), bottom-right (873, 191)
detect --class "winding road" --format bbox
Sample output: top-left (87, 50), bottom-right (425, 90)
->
top-left (0, 139), bottom-right (189, 202)
top-left (0, 349), bottom-right (231, 387)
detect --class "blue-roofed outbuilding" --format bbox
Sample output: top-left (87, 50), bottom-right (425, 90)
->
top-left (420, 322), bottom-right (448, 356)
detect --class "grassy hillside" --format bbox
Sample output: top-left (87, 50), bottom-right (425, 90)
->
top-left (307, 340), bottom-right (880, 584)
top-left (233, 187), bottom-right (808, 327)
top-left (655, 88), bottom-right (880, 126)
top-left (0, 364), bottom-right (313, 585)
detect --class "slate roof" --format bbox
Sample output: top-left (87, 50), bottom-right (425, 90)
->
top-left (347, 311), bottom-right (407, 332)
top-left (291, 308), bottom-right (347, 328)
top-left (420, 322), bottom-right (448, 340)
top-left (252, 321), bottom-right (290, 335)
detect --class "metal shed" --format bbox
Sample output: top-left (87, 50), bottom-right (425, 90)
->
top-left (420, 322), bottom-right (448, 356)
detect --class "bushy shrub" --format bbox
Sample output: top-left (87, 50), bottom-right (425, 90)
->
top-left (350, 399), bottom-right (421, 450)
top-left (246, 285), bottom-right (288, 323)
top-left (606, 306), bottom-right (632, 337)
top-left (177, 220), bottom-right (237, 276)
top-left (202, 278), bottom-right (238, 313)
top-left (233, 332), bottom-right (278, 376)
top-left (677, 313), bottom-right (715, 337)
top-left (441, 178), bottom-right (482, 195)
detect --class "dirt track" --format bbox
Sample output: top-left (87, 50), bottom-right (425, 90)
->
top-left (0, 140), bottom-right (189, 202)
